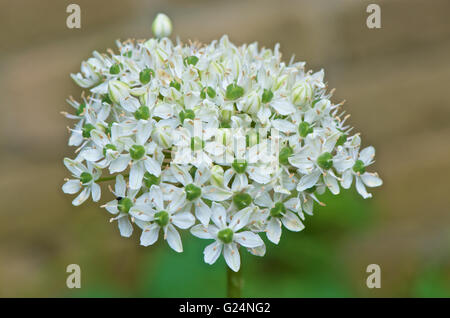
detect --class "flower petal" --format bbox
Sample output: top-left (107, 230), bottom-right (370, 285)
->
top-left (91, 183), bottom-right (101, 202)
top-left (149, 185), bottom-right (164, 211)
top-left (297, 169), bottom-right (321, 191)
top-left (324, 173), bottom-right (340, 195)
top-left (202, 186), bottom-right (233, 201)
top-left (62, 179), bottom-right (81, 194)
top-left (356, 176), bottom-right (372, 199)
top-left (118, 216), bottom-right (133, 237)
top-left (223, 243), bottom-right (240, 272)
top-left (129, 162), bottom-right (144, 190)
top-left (229, 207), bottom-right (253, 231)
top-left (72, 187), bottom-right (90, 206)
top-left (204, 241), bottom-right (223, 265)
top-left (234, 231), bottom-right (264, 248)
top-left (190, 224), bottom-right (214, 239)
top-left (361, 172), bottom-right (383, 187)
top-left (281, 211), bottom-right (304, 232)
top-left (266, 218), bottom-right (282, 244)
top-left (166, 224), bottom-right (183, 253)
top-left (172, 211), bottom-right (195, 229)
top-left (144, 157), bottom-right (161, 176)
top-left (109, 155), bottom-right (130, 173)
top-left (195, 199), bottom-right (212, 226)
top-left (359, 146), bottom-right (375, 165)
top-left (140, 223), bottom-right (159, 246)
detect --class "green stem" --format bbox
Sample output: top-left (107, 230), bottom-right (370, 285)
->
top-left (227, 266), bottom-right (242, 298)
top-left (96, 174), bottom-right (129, 183)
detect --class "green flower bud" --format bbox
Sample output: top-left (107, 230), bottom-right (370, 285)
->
top-left (211, 165), bottom-right (224, 187)
top-left (233, 193), bottom-right (252, 210)
top-left (143, 172), bottom-right (160, 188)
top-left (232, 159), bottom-right (248, 174)
top-left (336, 134), bottom-right (348, 147)
top-left (102, 94), bottom-right (113, 105)
top-left (109, 63), bottom-right (120, 75)
top-left (298, 122), bottom-right (313, 138)
top-left (353, 159), bottom-right (366, 174)
top-left (129, 144), bottom-right (146, 160)
top-left (279, 146), bottom-right (294, 166)
top-left (226, 83), bottom-right (244, 100)
top-left (76, 103), bottom-right (86, 116)
top-left (134, 106), bottom-right (150, 120)
top-left (190, 137), bottom-right (205, 151)
top-left (118, 197), bottom-right (133, 213)
top-left (261, 89), bottom-right (274, 103)
top-left (80, 172), bottom-right (93, 184)
top-left (104, 122), bottom-right (113, 136)
top-left (185, 183), bottom-right (202, 201)
top-left (317, 152), bottom-right (333, 170)
top-left (179, 109), bottom-right (195, 123)
top-left (170, 80), bottom-right (181, 91)
top-left (82, 123), bottom-right (96, 138)
top-left (154, 211), bottom-right (169, 227)
top-left (207, 86), bottom-right (216, 98)
top-left (184, 56), bottom-right (199, 66)
top-left (270, 202), bottom-right (286, 218)
top-left (139, 68), bottom-right (154, 84)
top-left (218, 228), bottom-right (234, 244)
top-left (189, 166), bottom-right (197, 179)
top-left (103, 144), bottom-right (117, 156)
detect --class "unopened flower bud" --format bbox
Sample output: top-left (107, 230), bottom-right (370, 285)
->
top-left (210, 165), bottom-right (224, 187)
top-left (152, 13), bottom-right (172, 38)
top-left (240, 91), bottom-right (261, 114)
top-left (108, 80), bottom-right (129, 104)
top-left (292, 81), bottom-right (312, 106)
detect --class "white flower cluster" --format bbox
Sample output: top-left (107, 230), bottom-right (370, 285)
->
top-left (62, 24), bottom-right (382, 271)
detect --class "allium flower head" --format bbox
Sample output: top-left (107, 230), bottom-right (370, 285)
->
top-left (62, 14), bottom-right (382, 272)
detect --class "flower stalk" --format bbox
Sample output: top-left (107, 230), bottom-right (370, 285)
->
top-left (227, 266), bottom-right (242, 298)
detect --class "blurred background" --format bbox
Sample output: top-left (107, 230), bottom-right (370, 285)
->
top-left (0, 0), bottom-right (449, 297)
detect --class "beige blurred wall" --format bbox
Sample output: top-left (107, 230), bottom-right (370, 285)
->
top-left (0, 0), bottom-right (449, 296)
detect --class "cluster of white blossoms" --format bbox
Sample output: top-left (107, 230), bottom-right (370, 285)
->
top-left (62, 14), bottom-right (382, 272)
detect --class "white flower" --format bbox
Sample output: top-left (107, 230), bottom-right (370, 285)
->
top-left (131, 185), bottom-right (195, 252)
top-left (109, 121), bottom-right (162, 190)
top-left (254, 192), bottom-right (304, 244)
top-left (171, 164), bottom-right (232, 226)
top-left (289, 133), bottom-right (341, 194)
top-left (63, 158), bottom-right (101, 206)
top-left (340, 146), bottom-right (383, 199)
top-left (102, 175), bottom-right (139, 237)
top-left (191, 203), bottom-right (264, 272)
